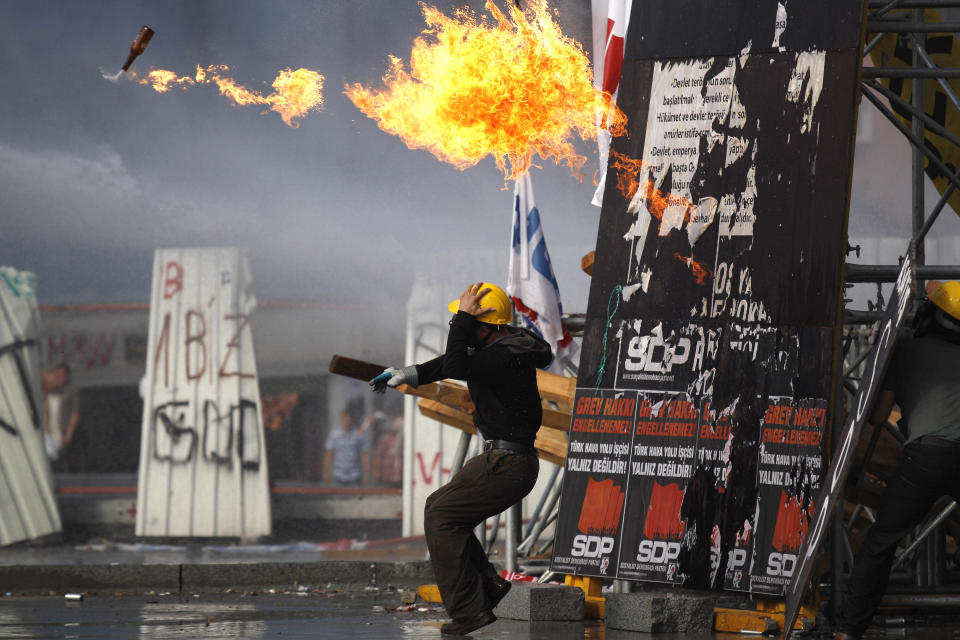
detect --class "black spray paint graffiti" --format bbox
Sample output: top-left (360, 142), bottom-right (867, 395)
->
top-left (152, 399), bottom-right (261, 470)
top-left (0, 339), bottom-right (42, 433)
top-left (0, 417), bottom-right (17, 436)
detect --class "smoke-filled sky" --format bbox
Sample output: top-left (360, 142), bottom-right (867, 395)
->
top-left (1, 1), bottom-right (958, 311)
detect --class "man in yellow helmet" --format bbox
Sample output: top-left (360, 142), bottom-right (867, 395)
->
top-left (371, 282), bottom-right (552, 635)
top-left (836, 281), bottom-right (960, 640)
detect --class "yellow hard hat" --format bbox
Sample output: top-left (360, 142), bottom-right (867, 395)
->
top-left (447, 282), bottom-right (513, 325)
top-left (928, 280), bottom-right (960, 321)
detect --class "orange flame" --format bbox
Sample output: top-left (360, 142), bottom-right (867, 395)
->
top-left (344, 0), bottom-right (627, 180)
top-left (136, 65), bottom-right (324, 128)
top-left (608, 150), bottom-right (647, 202)
top-left (673, 253), bottom-right (713, 285)
top-left (609, 150), bottom-right (695, 223)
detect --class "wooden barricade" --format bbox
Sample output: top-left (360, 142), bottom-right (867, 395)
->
top-left (329, 355), bottom-right (575, 465)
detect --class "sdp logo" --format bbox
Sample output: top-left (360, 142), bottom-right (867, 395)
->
top-left (637, 540), bottom-right (681, 564)
top-left (766, 552), bottom-right (797, 577)
top-left (623, 335), bottom-right (691, 373)
top-left (571, 534), bottom-right (615, 558)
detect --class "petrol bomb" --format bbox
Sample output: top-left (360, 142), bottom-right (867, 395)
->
top-left (121, 26), bottom-right (154, 72)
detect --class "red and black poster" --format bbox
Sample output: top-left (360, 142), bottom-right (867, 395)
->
top-left (617, 394), bottom-right (697, 584)
top-left (551, 388), bottom-right (635, 577)
top-left (750, 396), bottom-right (825, 594)
top-left (551, 0), bottom-right (864, 596)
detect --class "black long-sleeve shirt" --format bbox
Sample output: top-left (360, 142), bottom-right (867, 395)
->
top-left (415, 311), bottom-right (553, 446)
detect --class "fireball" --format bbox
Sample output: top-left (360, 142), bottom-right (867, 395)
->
top-left (345, 0), bottom-right (627, 180)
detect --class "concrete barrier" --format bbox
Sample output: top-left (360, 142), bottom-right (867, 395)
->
top-left (605, 590), bottom-right (716, 633)
top-left (494, 583), bottom-right (585, 621)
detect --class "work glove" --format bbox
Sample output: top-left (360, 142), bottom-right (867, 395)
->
top-left (369, 365), bottom-right (418, 393)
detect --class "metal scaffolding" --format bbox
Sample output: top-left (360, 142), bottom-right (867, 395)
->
top-left (834, 0), bottom-right (960, 612)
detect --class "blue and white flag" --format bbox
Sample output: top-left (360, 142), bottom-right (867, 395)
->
top-left (507, 173), bottom-right (579, 372)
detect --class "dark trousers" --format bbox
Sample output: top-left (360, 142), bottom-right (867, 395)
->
top-left (841, 439), bottom-right (960, 638)
top-left (424, 449), bottom-right (538, 620)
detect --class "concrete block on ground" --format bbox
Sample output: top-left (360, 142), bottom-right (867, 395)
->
top-left (494, 583), bottom-right (584, 621)
top-left (605, 591), bottom-right (716, 633)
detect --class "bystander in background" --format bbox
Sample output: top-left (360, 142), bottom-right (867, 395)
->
top-left (323, 405), bottom-right (371, 485)
top-left (43, 363), bottom-right (79, 472)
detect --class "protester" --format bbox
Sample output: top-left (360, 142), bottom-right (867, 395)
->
top-left (836, 281), bottom-right (960, 640)
top-left (371, 282), bottom-right (552, 635)
top-left (323, 407), bottom-right (370, 485)
top-left (43, 363), bottom-right (79, 471)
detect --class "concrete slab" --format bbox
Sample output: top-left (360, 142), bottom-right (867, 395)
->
top-left (0, 560), bottom-right (434, 594)
top-left (0, 563), bottom-right (181, 594)
top-left (494, 583), bottom-right (584, 621)
top-left (181, 560), bottom-right (434, 591)
top-left (605, 591), bottom-right (716, 633)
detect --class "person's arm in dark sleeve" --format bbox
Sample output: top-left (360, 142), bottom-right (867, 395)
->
top-left (868, 390), bottom-right (896, 430)
top-left (866, 347), bottom-right (900, 434)
top-left (440, 312), bottom-right (476, 380)
top-left (415, 355), bottom-right (447, 385)
top-left (532, 335), bottom-right (554, 369)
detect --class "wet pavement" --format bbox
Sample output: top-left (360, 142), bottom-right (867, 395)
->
top-left (1, 591), bottom-right (959, 640)
top-left (0, 538), bottom-right (430, 567)
top-left (1, 540), bottom-right (959, 639)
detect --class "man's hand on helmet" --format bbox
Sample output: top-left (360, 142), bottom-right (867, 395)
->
top-left (458, 282), bottom-right (496, 317)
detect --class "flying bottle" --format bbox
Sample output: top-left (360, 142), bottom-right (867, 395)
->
top-left (121, 26), bottom-right (154, 72)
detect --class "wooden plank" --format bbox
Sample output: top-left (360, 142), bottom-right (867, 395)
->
top-left (330, 354), bottom-right (574, 431)
top-left (417, 399), bottom-right (477, 435)
top-left (540, 406), bottom-right (572, 431)
top-left (417, 399), bottom-right (566, 467)
top-left (329, 354), bottom-right (474, 407)
top-left (534, 428), bottom-right (568, 467)
top-left (393, 380), bottom-right (474, 411)
top-left (536, 370), bottom-right (577, 410)
top-left (328, 354), bottom-right (385, 382)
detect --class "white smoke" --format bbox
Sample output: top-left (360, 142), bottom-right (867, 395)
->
top-left (99, 67), bottom-right (125, 83)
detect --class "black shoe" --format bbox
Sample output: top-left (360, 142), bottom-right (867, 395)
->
top-left (484, 575), bottom-right (511, 609)
top-left (440, 610), bottom-right (496, 635)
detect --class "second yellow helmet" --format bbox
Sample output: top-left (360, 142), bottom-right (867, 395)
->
top-left (929, 280), bottom-right (960, 322)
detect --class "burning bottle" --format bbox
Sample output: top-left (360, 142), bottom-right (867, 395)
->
top-left (122, 26), bottom-right (154, 72)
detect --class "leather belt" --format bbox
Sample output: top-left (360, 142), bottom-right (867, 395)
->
top-left (483, 439), bottom-right (535, 454)
top-left (913, 436), bottom-right (959, 447)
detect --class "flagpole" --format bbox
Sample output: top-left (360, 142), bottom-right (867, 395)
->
top-left (518, 172), bottom-right (529, 280)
